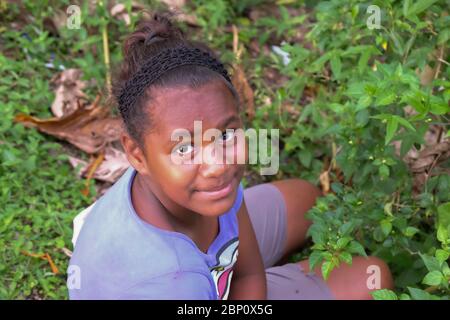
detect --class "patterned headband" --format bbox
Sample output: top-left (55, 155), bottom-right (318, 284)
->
top-left (117, 46), bottom-right (233, 118)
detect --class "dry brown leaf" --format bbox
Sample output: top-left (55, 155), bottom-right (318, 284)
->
top-left (319, 170), bottom-right (330, 194)
top-left (159, 0), bottom-right (198, 25)
top-left (110, 2), bottom-right (146, 26)
top-left (410, 155), bottom-right (436, 172)
top-left (111, 3), bottom-right (132, 25)
top-left (417, 64), bottom-right (437, 86)
top-left (61, 248), bottom-right (73, 258)
top-left (69, 146), bottom-right (130, 183)
top-left (21, 251), bottom-right (59, 274)
top-left (279, 103), bottom-right (301, 118)
top-left (50, 69), bottom-right (88, 118)
top-left (14, 96), bottom-right (123, 154)
top-left (81, 150), bottom-right (106, 196)
top-left (231, 25), bottom-right (255, 121)
top-left (130, 0), bottom-right (198, 25)
top-left (160, 0), bottom-right (186, 8)
top-left (420, 140), bottom-right (450, 157)
top-left (410, 141), bottom-right (450, 172)
top-left (232, 65), bottom-right (255, 121)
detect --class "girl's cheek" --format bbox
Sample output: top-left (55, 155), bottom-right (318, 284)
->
top-left (225, 137), bottom-right (247, 165)
top-left (162, 155), bottom-right (197, 185)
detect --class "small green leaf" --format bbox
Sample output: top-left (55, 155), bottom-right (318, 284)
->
top-left (384, 202), bottom-right (393, 216)
top-left (338, 251), bottom-right (352, 265)
top-left (379, 164), bottom-right (390, 178)
top-left (435, 249), bottom-right (450, 263)
top-left (375, 92), bottom-right (397, 106)
top-left (407, 287), bottom-right (437, 300)
top-left (403, 0), bottom-right (411, 17)
top-left (330, 55), bottom-right (342, 79)
top-left (437, 224), bottom-right (448, 244)
top-left (336, 236), bottom-right (352, 250)
top-left (420, 253), bottom-right (442, 272)
top-left (339, 221), bottom-right (354, 235)
top-left (309, 251), bottom-right (324, 271)
top-left (406, 0), bottom-right (439, 16)
top-left (437, 202), bottom-right (450, 229)
top-left (348, 241), bottom-right (367, 257)
top-left (298, 149), bottom-right (313, 168)
top-left (403, 226), bottom-right (419, 237)
top-left (357, 95), bottom-right (372, 110)
top-left (358, 50), bottom-right (371, 74)
top-left (395, 116), bottom-right (416, 132)
top-left (321, 260), bottom-right (334, 280)
top-left (385, 117), bottom-right (398, 145)
top-left (380, 219), bottom-right (393, 236)
top-left (422, 270), bottom-right (444, 286)
top-left (399, 293), bottom-right (412, 300)
top-left (371, 289), bottom-right (398, 300)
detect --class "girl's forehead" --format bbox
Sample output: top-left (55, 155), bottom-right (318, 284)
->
top-left (150, 81), bottom-right (239, 133)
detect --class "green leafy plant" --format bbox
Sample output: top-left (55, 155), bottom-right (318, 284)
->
top-left (1, 0), bottom-right (448, 299)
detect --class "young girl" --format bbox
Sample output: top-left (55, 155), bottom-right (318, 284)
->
top-left (68, 12), bottom-right (393, 300)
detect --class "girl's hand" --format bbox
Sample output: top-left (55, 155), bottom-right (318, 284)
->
top-left (228, 199), bottom-right (267, 300)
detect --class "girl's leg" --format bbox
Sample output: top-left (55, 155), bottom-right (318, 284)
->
top-left (269, 179), bottom-right (320, 259)
top-left (298, 256), bottom-right (394, 299)
top-left (269, 179), bottom-right (394, 299)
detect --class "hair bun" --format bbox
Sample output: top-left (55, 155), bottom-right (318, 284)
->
top-left (144, 30), bottom-right (166, 46)
top-left (141, 13), bottom-right (177, 47)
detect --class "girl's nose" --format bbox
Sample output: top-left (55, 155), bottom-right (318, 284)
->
top-left (199, 143), bottom-right (226, 178)
top-left (199, 161), bottom-right (226, 179)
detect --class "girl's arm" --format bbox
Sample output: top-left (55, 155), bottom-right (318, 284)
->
top-left (228, 199), bottom-right (267, 300)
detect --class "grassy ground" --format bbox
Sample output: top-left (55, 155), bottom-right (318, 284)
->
top-left (1, 0), bottom-right (449, 300)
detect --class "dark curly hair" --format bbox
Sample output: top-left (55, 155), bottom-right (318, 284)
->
top-left (112, 11), bottom-right (239, 150)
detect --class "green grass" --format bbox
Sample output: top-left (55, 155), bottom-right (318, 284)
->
top-left (1, 0), bottom-right (449, 299)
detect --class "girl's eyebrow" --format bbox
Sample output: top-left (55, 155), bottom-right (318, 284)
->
top-left (175, 114), bottom-right (241, 136)
top-left (215, 114), bottom-right (241, 130)
top-left (166, 115), bottom-right (241, 149)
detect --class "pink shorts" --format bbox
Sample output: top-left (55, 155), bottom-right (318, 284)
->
top-left (243, 183), bottom-right (334, 300)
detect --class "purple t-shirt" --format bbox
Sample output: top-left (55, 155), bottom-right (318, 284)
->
top-left (68, 166), bottom-right (242, 300)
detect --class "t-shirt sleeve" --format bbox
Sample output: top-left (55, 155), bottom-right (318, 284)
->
top-left (234, 182), bottom-right (244, 210)
top-left (117, 271), bottom-right (216, 300)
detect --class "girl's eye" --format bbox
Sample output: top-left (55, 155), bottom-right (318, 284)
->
top-left (176, 144), bottom-right (194, 156)
top-left (219, 130), bottom-right (235, 143)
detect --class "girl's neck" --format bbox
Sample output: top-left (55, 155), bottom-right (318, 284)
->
top-left (133, 172), bottom-right (203, 232)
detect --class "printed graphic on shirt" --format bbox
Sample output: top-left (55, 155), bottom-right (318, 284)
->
top-left (209, 237), bottom-right (239, 300)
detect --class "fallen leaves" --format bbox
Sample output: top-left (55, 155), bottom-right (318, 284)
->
top-left (14, 68), bottom-right (128, 196)
top-left (69, 146), bottom-right (129, 184)
top-left (232, 65), bottom-right (255, 121)
top-left (112, 0), bottom-right (198, 26)
top-left (21, 251), bottom-right (59, 274)
top-left (50, 69), bottom-right (88, 118)
top-left (409, 141), bottom-right (450, 173)
top-left (61, 248), bottom-right (73, 258)
top-left (231, 25), bottom-right (255, 122)
top-left (319, 143), bottom-right (345, 195)
top-left (319, 170), bottom-right (330, 194)
top-left (392, 122), bottom-right (450, 194)
top-left (14, 95), bottom-right (123, 154)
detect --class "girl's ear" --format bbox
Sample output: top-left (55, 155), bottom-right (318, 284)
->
top-left (121, 133), bottom-right (150, 176)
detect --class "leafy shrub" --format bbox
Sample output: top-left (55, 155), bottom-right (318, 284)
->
top-left (0, 0), bottom-right (448, 299)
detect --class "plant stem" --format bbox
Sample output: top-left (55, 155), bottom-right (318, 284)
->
top-left (100, 1), bottom-right (111, 93)
top-left (102, 23), bottom-right (111, 93)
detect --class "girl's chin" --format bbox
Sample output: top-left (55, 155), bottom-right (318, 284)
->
top-left (194, 187), bottom-right (238, 217)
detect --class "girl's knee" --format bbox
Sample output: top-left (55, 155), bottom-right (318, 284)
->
top-left (271, 178), bottom-right (322, 216)
top-left (363, 256), bottom-right (394, 290)
top-left (349, 256), bottom-right (394, 299)
top-left (272, 178), bottom-right (322, 195)
top-left (329, 256), bottom-right (394, 299)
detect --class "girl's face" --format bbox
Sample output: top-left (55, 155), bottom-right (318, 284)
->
top-left (124, 80), bottom-right (246, 218)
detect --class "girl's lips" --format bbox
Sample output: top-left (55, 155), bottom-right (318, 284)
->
top-left (196, 181), bottom-right (233, 200)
